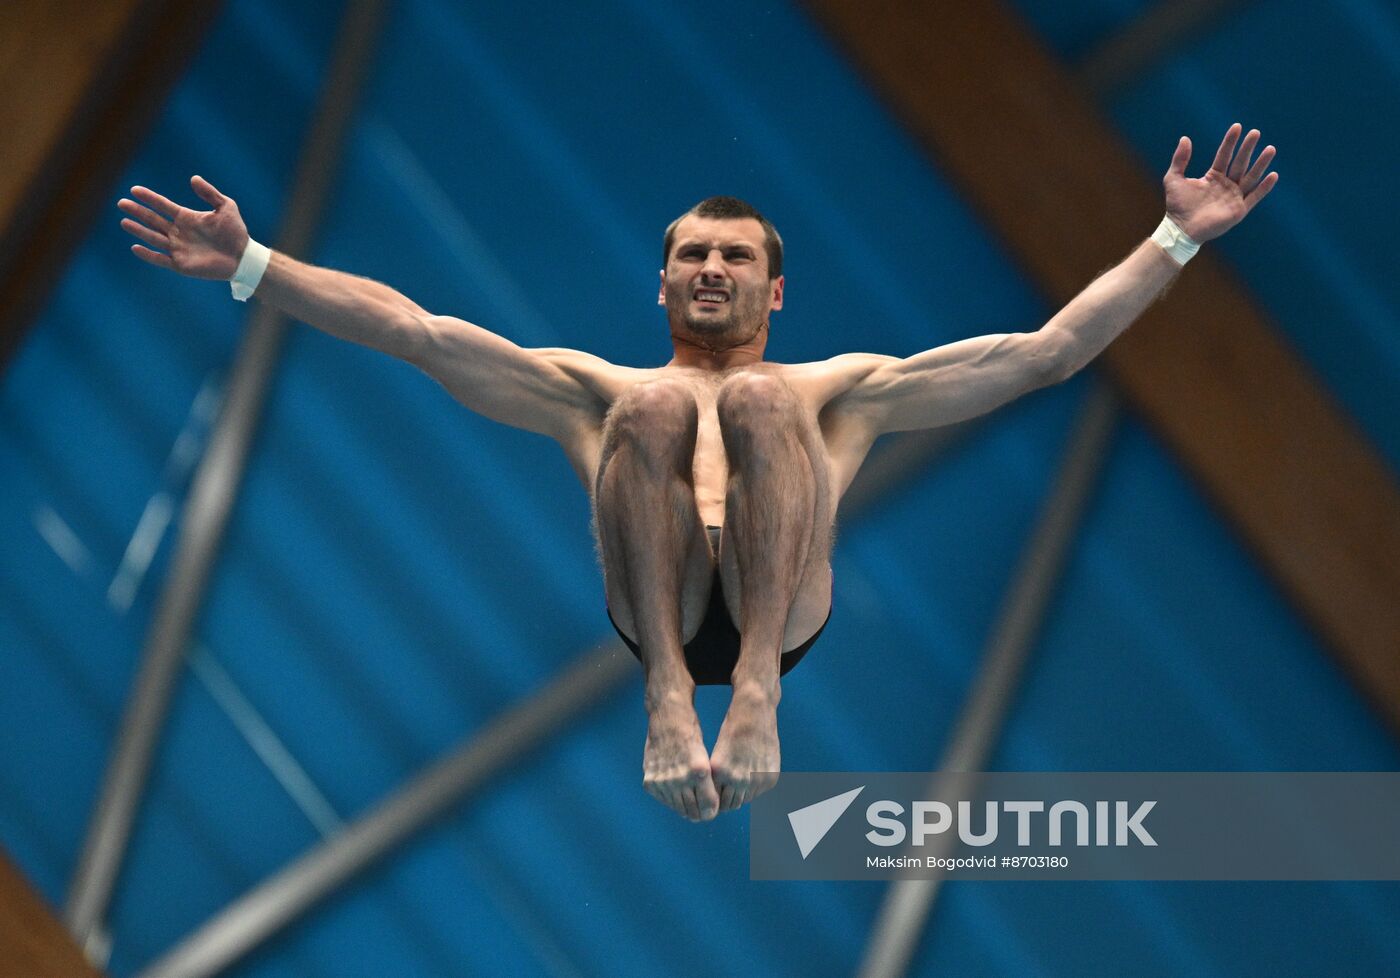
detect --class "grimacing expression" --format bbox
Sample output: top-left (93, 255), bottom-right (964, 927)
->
top-left (659, 215), bottom-right (784, 348)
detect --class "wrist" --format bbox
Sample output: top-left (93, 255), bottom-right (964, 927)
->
top-left (1151, 214), bottom-right (1200, 266)
top-left (229, 237), bottom-right (272, 300)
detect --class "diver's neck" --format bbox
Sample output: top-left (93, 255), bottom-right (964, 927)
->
top-left (668, 324), bottom-right (768, 371)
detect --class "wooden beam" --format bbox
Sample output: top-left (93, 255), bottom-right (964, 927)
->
top-left (0, 850), bottom-right (106, 978)
top-left (0, 0), bottom-right (225, 374)
top-left (805, 0), bottom-right (1400, 729)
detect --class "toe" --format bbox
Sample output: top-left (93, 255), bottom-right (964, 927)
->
top-left (697, 781), bottom-right (720, 821)
top-left (680, 786), bottom-right (701, 821)
top-left (718, 783), bottom-right (736, 813)
top-left (734, 784), bottom-right (752, 811)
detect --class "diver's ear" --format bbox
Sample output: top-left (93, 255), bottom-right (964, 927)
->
top-left (769, 274), bottom-right (784, 311)
top-left (658, 269), bottom-right (667, 306)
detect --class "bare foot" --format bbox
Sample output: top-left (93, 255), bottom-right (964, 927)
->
top-left (643, 696), bottom-right (720, 821)
top-left (710, 682), bottom-right (780, 812)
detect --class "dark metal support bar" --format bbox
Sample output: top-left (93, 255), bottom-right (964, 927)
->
top-left (856, 384), bottom-right (1120, 978)
top-left (64, 0), bottom-right (388, 953)
top-left (1075, 0), bottom-right (1249, 94)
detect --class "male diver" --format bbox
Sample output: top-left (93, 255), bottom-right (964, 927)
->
top-left (119, 124), bottom-right (1277, 822)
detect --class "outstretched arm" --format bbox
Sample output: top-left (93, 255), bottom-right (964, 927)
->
top-left (121, 177), bottom-right (429, 347)
top-left (118, 176), bottom-right (607, 439)
top-left (834, 123), bottom-right (1279, 434)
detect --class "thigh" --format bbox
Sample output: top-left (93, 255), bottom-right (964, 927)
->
top-left (717, 524), bottom-right (832, 652)
top-left (600, 516), bottom-right (717, 645)
top-left (592, 440), bottom-right (718, 645)
top-left (716, 403), bottom-right (835, 652)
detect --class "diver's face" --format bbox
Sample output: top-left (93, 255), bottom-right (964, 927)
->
top-left (659, 215), bottom-right (783, 348)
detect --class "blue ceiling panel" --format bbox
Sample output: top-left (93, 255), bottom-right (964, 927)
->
top-left (2, 0), bottom-right (1396, 976)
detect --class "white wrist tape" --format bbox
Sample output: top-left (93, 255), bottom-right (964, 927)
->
top-left (229, 237), bottom-right (271, 301)
top-left (1151, 214), bottom-right (1200, 266)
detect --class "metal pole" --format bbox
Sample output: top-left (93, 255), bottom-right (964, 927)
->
top-left (856, 382), bottom-right (1120, 978)
top-left (850, 3), bottom-right (1256, 964)
top-left (852, 3), bottom-right (1255, 969)
top-left (136, 643), bottom-right (633, 978)
top-left (64, 0), bottom-right (389, 953)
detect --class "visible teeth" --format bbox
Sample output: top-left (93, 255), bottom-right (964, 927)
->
top-left (696, 292), bottom-right (728, 302)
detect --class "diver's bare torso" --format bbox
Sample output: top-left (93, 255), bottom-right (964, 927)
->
top-left (538, 350), bottom-right (883, 525)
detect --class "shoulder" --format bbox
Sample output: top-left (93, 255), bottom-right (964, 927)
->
top-left (774, 352), bottom-right (897, 378)
top-left (530, 347), bottom-right (663, 407)
top-left (769, 353), bottom-right (898, 406)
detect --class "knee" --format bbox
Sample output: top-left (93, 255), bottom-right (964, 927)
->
top-left (606, 378), bottom-right (699, 451)
top-left (716, 373), bottom-right (800, 437)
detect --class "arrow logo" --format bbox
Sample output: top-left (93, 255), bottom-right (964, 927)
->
top-left (787, 786), bottom-right (865, 859)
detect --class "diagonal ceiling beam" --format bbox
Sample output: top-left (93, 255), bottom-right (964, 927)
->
top-left (0, 0), bottom-right (226, 375)
top-left (859, 384), bottom-right (1121, 978)
top-left (136, 644), bottom-right (634, 978)
top-left (64, 0), bottom-right (388, 951)
top-left (804, 0), bottom-right (1400, 731)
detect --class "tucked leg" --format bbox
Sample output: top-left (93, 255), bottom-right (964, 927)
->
top-left (593, 379), bottom-right (720, 821)
top-left (709, 372), bottom-right (832, 811)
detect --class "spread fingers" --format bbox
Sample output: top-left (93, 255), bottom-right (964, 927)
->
top-left (118, 197), bottom-right (171, 233)
top-left (130, 185), bottom-right (181, 219)
top-left (121, 217), bottom-right (168, 250)
top-left (1227, 129), bottom-right (1260, 182)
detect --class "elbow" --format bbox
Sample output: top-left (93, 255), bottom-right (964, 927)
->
top-left (398, 311), bottom-right (438, 367)
top-left (1030, 329), bottom-right (1077, 388)
top-left (1042, 353), bottom-right (1079, 388)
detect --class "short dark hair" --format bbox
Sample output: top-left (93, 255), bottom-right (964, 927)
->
top-left (662, 196), bottom-right (783, 279)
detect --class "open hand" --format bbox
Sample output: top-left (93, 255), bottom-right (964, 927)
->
top-left (1163, 123), bottom-right (1278, 243)
top-left (118, 176), bottom-right (249, 280)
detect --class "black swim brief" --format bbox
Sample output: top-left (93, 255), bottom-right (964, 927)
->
top-left (606, 525), bottom-right (830, 686)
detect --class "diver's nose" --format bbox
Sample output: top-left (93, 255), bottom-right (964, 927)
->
top-left (700, 249), bottom-right (726, 281)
